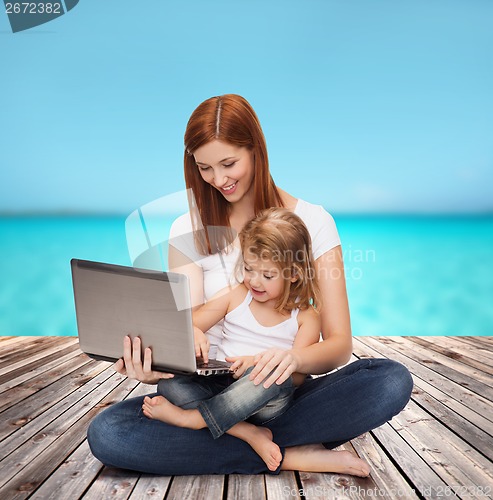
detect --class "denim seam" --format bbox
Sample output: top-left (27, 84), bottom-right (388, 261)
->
top-left (197, 402), bottom-right (223, 439)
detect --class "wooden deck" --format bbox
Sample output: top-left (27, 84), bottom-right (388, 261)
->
top-left (0, 336), bottom-right (492, 499)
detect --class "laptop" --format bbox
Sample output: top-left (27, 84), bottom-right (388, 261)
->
top-left (70, 259), bottom-right (232, 376)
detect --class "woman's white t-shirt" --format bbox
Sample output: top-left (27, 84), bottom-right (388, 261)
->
top-left (168, 198), bottom-right (341, 345)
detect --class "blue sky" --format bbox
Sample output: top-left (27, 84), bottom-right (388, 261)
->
top-left (1, 0), bottom-right (492, 214)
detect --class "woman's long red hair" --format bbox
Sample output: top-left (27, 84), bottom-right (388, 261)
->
top-left (184, 94), bottom-right (284, 254)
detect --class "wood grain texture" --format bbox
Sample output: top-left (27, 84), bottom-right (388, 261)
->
top-left (0, 336), bottom-right (491, 499)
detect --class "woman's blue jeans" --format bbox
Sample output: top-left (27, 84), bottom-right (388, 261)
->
top-left (87, 358), bottom-right (413, 475)
top-left (157, 367), bottom-right (295, 439)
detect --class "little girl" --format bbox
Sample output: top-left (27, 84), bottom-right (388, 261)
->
top-left (143, 208), bottom-right (323, 471)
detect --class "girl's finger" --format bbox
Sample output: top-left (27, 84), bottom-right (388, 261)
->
top-left (195, 343), bottom-right (202, 358)
top-left (201, 344), bottom-right (209, 363)
top-left (229, 361), bottom-right (239, 371)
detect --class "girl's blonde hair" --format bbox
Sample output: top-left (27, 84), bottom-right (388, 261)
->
top-left (238, 208), bottom-right (321, 313)
top-left (184, 94), bottom-right (284, 255)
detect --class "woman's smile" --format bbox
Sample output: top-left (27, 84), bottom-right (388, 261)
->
top-left (219, 180), bottom-right (238, 195)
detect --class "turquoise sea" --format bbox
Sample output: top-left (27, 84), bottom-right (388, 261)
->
top-left (0, 215), bottom-right (492, 337)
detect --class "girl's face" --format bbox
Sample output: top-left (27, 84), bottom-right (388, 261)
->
top-left (242, 250), bottom-right (287, 307)
top-left (193, 140), bottom-right (255, 204)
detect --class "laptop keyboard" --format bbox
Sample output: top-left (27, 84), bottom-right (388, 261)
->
top-left (196, 359), bottom-right (231, 369)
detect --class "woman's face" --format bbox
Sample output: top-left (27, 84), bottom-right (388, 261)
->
top-left (193, 140), bottom-right (255, 204)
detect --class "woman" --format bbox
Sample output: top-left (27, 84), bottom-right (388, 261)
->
top-left (87, 94), bottom-right (413, 476)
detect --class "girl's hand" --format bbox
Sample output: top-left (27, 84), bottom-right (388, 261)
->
top-left (113, 335), bottom-right (174, 385)
top-left (249, 348), bottom-right (300, 388)
top-left (225, 355), bottom-right (255, 379)
top-left (194, 326), bottom-right (210, 363)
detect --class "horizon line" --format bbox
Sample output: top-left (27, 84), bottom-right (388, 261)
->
top-left (1, 209), bottom-right (492, 218)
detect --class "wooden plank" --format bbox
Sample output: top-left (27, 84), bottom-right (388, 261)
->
top-left (0, 336), bottom-right (38, 354)
top-left (0, 341), bottom-right (80, 394)
top-left (0, 338), bottom-right (78, 380)
top-left (0, 369), bottom-right (126, 490)
top-left (265, 471), bottom-right (300, 499)
top-left (0, 375), bottom-right (138, 499)
top-left (226, 474), bottom-right (266, 500)
top-left (348, 432), bottom-right (419, 499)
top-left (0, 348), bottom-right (84, 412)
top-left (0, 365), bottom-right (120, 461)
top-left (452, 337), bottom-right (493, 360)
top-left (353, 338), bottom-right (493, 435)
top-left (407, 337), bottom-right (493, 377)
top-left (298, 444), bottom-right (377, 500)
top-left (390, 400), bottom-right (493, 495)
top-left (0, 336), bottom-right (490, 499)
top-left (29, 440), bottom-right (104, 500)
top-left (411, 383), bottom-right (493, 461)
top-left (165, 475), bottom-right (225, 500)
top-left (28, 382), bottom-right (150, 500)
top-left (378, 336), bottom-right (493, 394)
top-left (127, 473), bottom-right (172, 499)
top-left (0, 356), bottom-right (104, 441)
top-left (0, 343), bottom-right (81, 391)
top-left (0, 336), bottom-right (55, 354)
top-left (411, 372), bottom-right (493, 436)
top-left (0, 337), bottom-right (67, 368)
top-left (81, 467), bottom-right (140, 500)
top-left (354, 337), bottom-right (493, 422)
top-left (371, 423), bottom-right (451, 499)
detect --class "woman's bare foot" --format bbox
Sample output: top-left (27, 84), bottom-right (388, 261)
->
top-left (142, 396), bottom-right (204, 429)
top-left (231, 424), bottom-right (282, 472)
top-left (282, 444), bottom-right (370, 477)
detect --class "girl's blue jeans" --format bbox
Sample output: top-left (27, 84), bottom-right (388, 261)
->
top-left (157, 367), bottom-right (295, 439)
top-left (87, 358), bottom-right (413, 475)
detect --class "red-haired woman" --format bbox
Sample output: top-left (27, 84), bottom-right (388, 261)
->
top-left (87, 95), bottom-right (413, 475)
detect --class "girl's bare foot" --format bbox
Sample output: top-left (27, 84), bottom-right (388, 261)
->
top-left (234, 425), bottom-right (282, 472)
top-left (142, 396), bottom-right (204, 429)
top-left (282, 444), bottom-right (370, 477)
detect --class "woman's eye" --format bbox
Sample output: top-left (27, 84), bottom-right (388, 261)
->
top-left (197, 165), bottom-right (210, 171)
top-left (264, 275), bottom-right (272, 280)
top-left (244, 266), bottom-right (252, 273)
top-left (223, 162), bottom-right (236, 168)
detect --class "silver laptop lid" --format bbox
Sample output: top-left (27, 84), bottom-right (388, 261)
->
top-left (71, 259), bottom-right (197, 374)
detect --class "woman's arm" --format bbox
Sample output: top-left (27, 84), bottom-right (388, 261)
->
top-left (295, 245), bottom-right (353, 373)
top-left (249, 245), bottom-right (352, 386)
top-left (290, 307), bottom-right (322, 385)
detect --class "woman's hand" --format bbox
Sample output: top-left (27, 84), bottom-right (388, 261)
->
top-left (249, 348), bottom-right (300, 388)
top-left (194, 326), bottom-right (210, 363)
top-left (225, 355), bottom-right (255, 379)
top-left (113, 335), bottom-right (174, 384)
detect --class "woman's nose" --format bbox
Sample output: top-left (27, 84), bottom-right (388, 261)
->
top-left (213, 170), bottom-right (228, 187)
